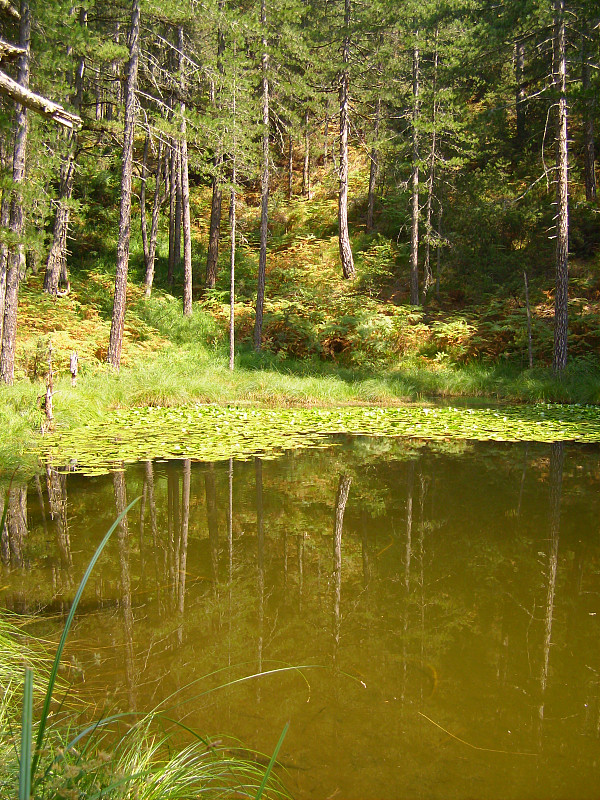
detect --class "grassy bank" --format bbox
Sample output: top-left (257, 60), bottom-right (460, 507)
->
top-left (3, 162), bottom-right (600, 475)
top-left (4, 310), bottom-right (600, 476)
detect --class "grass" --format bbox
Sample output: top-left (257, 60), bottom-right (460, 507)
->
top-left (4, 309), bottom-right (600, 478)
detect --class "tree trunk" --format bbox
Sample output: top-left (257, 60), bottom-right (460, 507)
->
top-left (0, 0), bottom-right (29, 385)
top-left (229, 41), bottom-right (237, 372)
top-left (302, 108), bottom-right (311, 199)
top-left (582, 23), bottom-right (596, 202)
top-left (338, 0), bottom-right (355, 280)
top-left (253, 0), bottom-right (269, 352)
top-left (106, 0), bottom-right (141, 370)
top-left (515, 37), bottom-right (526, 148)
top-left (366, 95), bottom-right (381, 233)
top-left (205, 12), bottom-right (225, 290)
top-left (168, 140), bottom-right (176, 288)
top-left (144, 139), bottom-right (163, 297)
top-left (140, 133), bottom-right (150, 265)
top-left (323, 96), bottom-right (329, 164)
top-left (0, 140), bottom-right (11, 344)
top-left (174, 142), bottom-right (182, 282)
top-left (435, 201), bottom-right (442, 297)
top-left (206, 172), bottom-right (222, 289)
top-left (552, 0), bottom-right (569, 374)
top-left (44, 11), bottom-right (85, 297)
top-left (287, 132), bottom-right (293, 199)
top-left (179, 26), bottom-right (192, 316)
top-left (422, 28), bottom-right (438, 301)
top-left (409, 32), bottom-right (420, 306)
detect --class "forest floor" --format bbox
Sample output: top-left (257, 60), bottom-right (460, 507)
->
top-left (3, 151), bottom-right (600, 474)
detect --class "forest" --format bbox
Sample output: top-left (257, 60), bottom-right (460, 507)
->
top-left (0, 0), bottom-right (598, 422)
top-left (1, 0), bottom-right (600, 798)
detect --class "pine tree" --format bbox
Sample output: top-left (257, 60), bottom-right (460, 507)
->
top-left (107, 0), bottom-right (141, 370)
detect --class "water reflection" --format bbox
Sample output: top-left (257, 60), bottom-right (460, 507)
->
top-left (2, 438), bottom-right (600, 799)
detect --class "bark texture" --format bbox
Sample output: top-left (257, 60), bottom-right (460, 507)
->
top-left (338, 0), bottom-right (355, 280)
top-left (253, 0), bottom-right (269, 351)
top-left (107, 0), bottom-right (141, 370)
top-left (552, 0), bottom-right (569, 374)
top-left (179, 25), bottom-right (192, 316)
top-left (0, 0), bottom-right (29, 385)
top-left (409, 32), bottom-right (420, 306)
top-left (143, 139), bottom-right (164, 296)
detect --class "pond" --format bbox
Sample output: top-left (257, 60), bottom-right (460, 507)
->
top-left (2, 436), bottom-right (600, 799)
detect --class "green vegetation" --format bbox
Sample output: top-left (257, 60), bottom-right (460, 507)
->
top-left (42, 403), bottom-right (600, 476)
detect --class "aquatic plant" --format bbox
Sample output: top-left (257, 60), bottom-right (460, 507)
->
top-left (42, 402), bottom-right (600, 475)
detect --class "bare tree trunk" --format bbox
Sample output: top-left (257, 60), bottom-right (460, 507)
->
top-left (552, 0), bottom-right (569, 374)
top-left (205, 12), bottom-right (226, 290)
top-left (44, 11), bottom-right (85, 297)
top-left (302, 108), bottom-right (311, 199)
top-left (168, 141), bottom-right (176, 288)
top-left (143, 139), bottom-right (163, 296)
top-left (435, 201), bottom-right (442, 297)
top-left (253, 0), bottom-right (269, 351)
top-left (106, 0), bottom-right (141, 370)
top-left (287, 132), bottom-right (293, 200)
top-left (229, 177), bottom-right (236, 370)
top-left (422, 28), bottom-right (438, 301)
top-left (229, 42), bottom-right (237, 372)
top-left (323, 96), bottom-right (329, 163)
top-left (515, 37), bottom-right (526, 148)
top-left (409, 31), bottom-right (420, 306)
top-left (366, 95), bottom-right (381, 233)
top-left (0, 140), bottom-right (12, 344)
top-left (0, 0), bottom-right (29, 385)
top-left (179, 26), bottom-right (192, 316)
top-left (338, 0), bottom-right (355, 280)
top-left (174, 142), bottom-right (182, 281)
top-left (140, 133), bottom-right (150, 265)
top-left (206, 172), bottom-right (222, 289)
top-left (582, 22), bottom-right (596, 202)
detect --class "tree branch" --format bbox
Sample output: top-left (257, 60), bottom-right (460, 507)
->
top-left (0, 37), bottom-right (25, 62)
top-left (0, 68), bottom-right (82, 128)
top-left (0, 0), bottom-right (20, 20)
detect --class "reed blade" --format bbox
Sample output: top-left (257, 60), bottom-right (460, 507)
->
top-left (255, 721), bottom-right (289, 800)
top-left (31, 496), bottom-right (140, 782)
top-left (18, 667), bottom-right (33, 800)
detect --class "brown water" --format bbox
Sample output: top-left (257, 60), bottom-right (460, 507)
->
top-left (2, 437), bottom-right (600, 799)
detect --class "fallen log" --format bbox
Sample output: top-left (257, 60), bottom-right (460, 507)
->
top-left (0, 68), bottom-right (82, 129)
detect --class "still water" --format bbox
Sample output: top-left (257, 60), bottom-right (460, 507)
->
top-left (2, 437), bottom-right (600, 799)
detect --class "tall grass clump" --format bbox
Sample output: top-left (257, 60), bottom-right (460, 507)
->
top-left (4, 500), bottom-right (288, 800)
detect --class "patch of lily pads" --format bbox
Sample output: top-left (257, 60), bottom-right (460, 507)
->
top-left (41, 403), bottom-right (600, 475)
